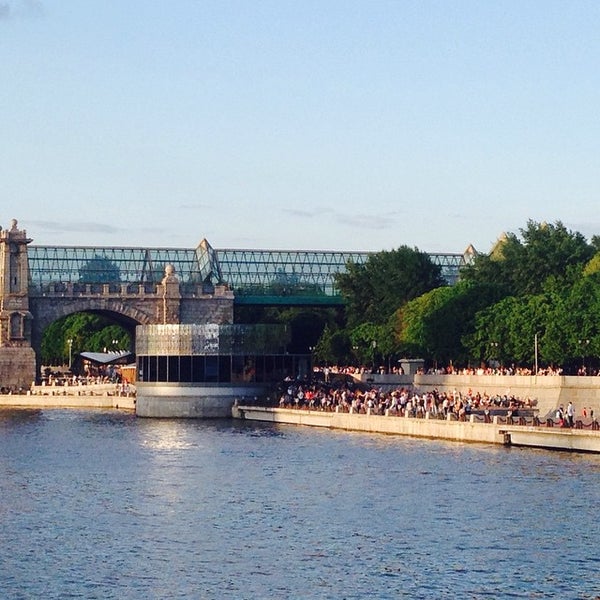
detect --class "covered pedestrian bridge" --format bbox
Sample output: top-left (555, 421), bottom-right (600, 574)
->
top-left (27, 240), bottom-right (475, 306)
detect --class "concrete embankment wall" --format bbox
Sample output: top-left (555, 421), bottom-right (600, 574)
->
top-left (233, 406), bottom-right (504, 446)
top-left (135, 382), bottom-right (268, 418)
top-left (354, 373), bottom-right (600, 418)
top-left (233, 406), bottom-right (600, 453)
top-left (0, 394), bottom-right (135, 410)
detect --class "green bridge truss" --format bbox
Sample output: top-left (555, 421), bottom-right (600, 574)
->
top-left (27, 241), bottom-right (473, 306)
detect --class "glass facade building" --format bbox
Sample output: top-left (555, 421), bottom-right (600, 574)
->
top-left (136, 324), bottom-right (309, 384)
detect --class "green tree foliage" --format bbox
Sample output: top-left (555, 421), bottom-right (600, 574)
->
top-left (335, 246), bottom-right (444, 327)
top-left (313, 326), bottom-right (352, 365)
top-left (396, 282), bottom-right (507, 365)
top-left (87, 324), bottom-right (131, 353)
top-left (232, 220), bottom-right (600, 372)
top-left (234, 305), bottom-right (342, 354)
top-left (464, 294), bottom-right (556, 367)
top-left (459, 221), bottom-right (600, 370)
top-left (553, 276), bottom-right (600, 367)
top-left (41, 313), bottom-right (131, 365)
top-left (583, 252), bottom-right (600, 277)
top-left (396, 286), bottom-right (457, 360)
top-left (78, 255), bottom-right (121, 283)
top-left (462, 220), bottom-right (594, 296)
top-left (41, 319), bottom-right (69, 365)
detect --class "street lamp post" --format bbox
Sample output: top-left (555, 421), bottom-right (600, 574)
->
top-left (67, 338), bottom-right (73, 369)
top-left (490, 341), bottom-right (499, 366)
top-left (534, 332), bottom-right (539, 375)
top-left (578, 339), bottom-right (590, 373)
top-left (371, 340), bottom-right (377, 372)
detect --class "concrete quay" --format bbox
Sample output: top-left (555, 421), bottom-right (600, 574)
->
top-left (0, 393), bottom-right (135, 410)
top-left (232, 405), bottom-right (600, 453)
top-left (135, 382), bottom-right (269, 418)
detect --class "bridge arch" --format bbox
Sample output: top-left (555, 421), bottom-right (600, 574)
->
top-left (30, 297), bottom-right (154, 342)
top-left (29, 297), bottom-right (156, 376)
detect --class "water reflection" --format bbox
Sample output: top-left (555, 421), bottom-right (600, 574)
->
top-left (141, 419), bottom-right (198, 452)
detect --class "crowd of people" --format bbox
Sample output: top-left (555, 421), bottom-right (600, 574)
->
top-left (42, 363), bottom-right (127, 387)
top-left (277, 378), bottom-right (531, 421)
top-left (421, 365), bottom-right (565, 376)
top-left (314, 363), bottom-right (599, 378)
top-left (34, 364), bottom-right (135, 397)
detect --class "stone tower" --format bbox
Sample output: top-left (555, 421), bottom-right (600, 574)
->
top-left (0, 219), bottom-right (36, 390)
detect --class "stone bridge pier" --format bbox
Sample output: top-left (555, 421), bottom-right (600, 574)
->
top-left (0, 220), bottom-right (36, 390)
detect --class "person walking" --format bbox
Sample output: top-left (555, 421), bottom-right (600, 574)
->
top-left (566, 402), bottom-right (575, 428)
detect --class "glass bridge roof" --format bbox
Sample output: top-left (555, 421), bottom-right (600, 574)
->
top-left (27, 241), bottom-right (472, 305)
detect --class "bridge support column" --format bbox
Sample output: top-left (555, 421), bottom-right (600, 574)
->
top-left (0, 219), bottom-right (36, 391)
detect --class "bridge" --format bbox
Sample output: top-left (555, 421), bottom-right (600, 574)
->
top-left (0, 219), bottom-right (475, 390)
top-left (27, 240), bottom-right (473, 306)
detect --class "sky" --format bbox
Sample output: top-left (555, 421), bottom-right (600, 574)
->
top-left (2, 1), bottom-right (600, 254)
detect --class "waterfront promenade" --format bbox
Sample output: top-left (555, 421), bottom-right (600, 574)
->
top-left (0, 382), bottom-right (136, 410)
top-left (233, 370), bottom-right (600, 453)
top-left (349, 371), bottom-right (600, 418)
top-left (232, 404), bottom-right (600, 453)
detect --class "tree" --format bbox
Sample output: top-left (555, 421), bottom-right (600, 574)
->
top-left (395, 282), bottom-right (507, 365)
top-left (583, 252), bottom-right (600, 277)
top-left (78, 255), bottom-right (121, 283)
top-left (463, 294), bottom-right (554, 368)
top-left (234, 305), bottom-right (343, 354)
top-left (335, 246), bottom-right (445, 327)
top-left (313, 326), bottom-right (352, 365)
top-left (41, 319), bottom-right (69, 365)
top-left (550, 275), bottom-right (600, 371)
top-left (462, 220), bottom-right (594, 296)
top-left (41, 312), bottom-right (131, 365)
top-left (396, 286), bottom-right (457, 361)
top-left (87, 324), bottom-right (131, 353)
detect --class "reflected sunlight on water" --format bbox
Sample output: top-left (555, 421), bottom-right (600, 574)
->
top-left (141, 420), bottom-right (199, 451)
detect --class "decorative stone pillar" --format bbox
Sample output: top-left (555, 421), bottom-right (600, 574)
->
top-left (160, 264), bottom-right (181, 324)
top-left (0, 219), bottom-right (36, 390)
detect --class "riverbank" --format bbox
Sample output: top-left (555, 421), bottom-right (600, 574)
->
top-left (0, 393), bottom-right (135, 410)
top-left (232, 405), bottom-right (600, 453)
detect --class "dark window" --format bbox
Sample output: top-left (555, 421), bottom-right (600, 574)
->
top-left (283, 355), bottom-right (294, 380)
top-left (219, 355), bottom-right (231, 382)
top-left (264, 355), bottom-right (275, 381)
top-left (168, 356), bottom-right (179, 382)
top-left (148, 356), bottom-right (158, 382)
top-left (192, 356), bottom-right (204, 382)
top-left (205, 356), bottom-right (218, 382)
top-left (180, 356), bottom-right (192, 382)
top-left (137, 357), bottom-right (145, 382)
top-left (10, 313), bottom-right (21, 339)
top-left (232, 355), bottom-right (244, 382)
top-left (158, 356), bottom-right (168, 381)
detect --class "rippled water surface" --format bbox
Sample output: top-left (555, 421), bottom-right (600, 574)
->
top-left (1, 408), bottom-right (600, 599)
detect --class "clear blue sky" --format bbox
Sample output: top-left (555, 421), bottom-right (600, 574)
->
top-left (2, 1), bottom-right (600, 253)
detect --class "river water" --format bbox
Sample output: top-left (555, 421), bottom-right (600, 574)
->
top-left (1, 408), bottom-right (599, 599)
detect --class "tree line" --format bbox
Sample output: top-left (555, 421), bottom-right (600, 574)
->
top-left (314, 220), bottom-right (600, 374)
